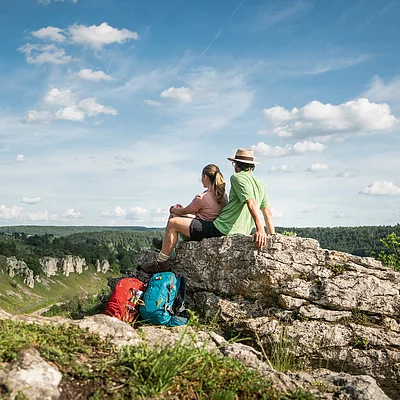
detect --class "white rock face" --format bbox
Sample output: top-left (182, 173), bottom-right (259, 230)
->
top-left (6, 256), bottom-right (35, 288)
top-left (96, 259), bottom-right (110, 273)
top-left (60, 255), bottom-right (86, 277)
top-left (40, 257), bottom-right (59, 277)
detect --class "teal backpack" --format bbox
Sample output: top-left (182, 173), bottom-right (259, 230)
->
top-left (139, 272), bottom-right (187, 327)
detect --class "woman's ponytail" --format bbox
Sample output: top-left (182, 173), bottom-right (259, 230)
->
top-left (202, 164), bottom-right (226, 204)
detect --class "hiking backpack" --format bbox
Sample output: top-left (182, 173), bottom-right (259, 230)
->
top-left (139, 272), bottom-right (187, 327)
top-left (104, 277), bottom-right (145, 324)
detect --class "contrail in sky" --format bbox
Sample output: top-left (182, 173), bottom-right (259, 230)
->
top-left (202, 0), bottom-right (246, 56)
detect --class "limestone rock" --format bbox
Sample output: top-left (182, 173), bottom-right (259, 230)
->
top-left (0, 347), bottom-right (62, 400)
top-left (60, 255), bottom-right (86, 276)
top-left (95, 259), bottom-right (110, 273)
top-left (174, 235), bottom-right (400, 399)
top-left (40, 257), bottom-right (59, 277)
top-left (6, 256), bottom-right (35, 288)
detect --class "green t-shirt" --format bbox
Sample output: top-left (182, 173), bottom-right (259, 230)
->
top-left (214, 170), bottom-right (268, 236)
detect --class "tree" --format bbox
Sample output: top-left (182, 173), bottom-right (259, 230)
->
top-left (377, 232), bottom-right (400, 271)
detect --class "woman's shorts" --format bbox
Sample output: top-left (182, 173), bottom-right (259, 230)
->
top-left (189, 218), bottom-right (224, 241)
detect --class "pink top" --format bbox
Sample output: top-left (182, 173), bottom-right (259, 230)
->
top-left (185, 190), bottom-right (228, 221)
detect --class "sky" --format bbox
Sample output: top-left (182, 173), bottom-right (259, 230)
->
top-left (0, 0), bottom-right (399, 228)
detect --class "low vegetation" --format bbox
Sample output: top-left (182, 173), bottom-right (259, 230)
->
top-left (0, 320), bottom-right (314, 399)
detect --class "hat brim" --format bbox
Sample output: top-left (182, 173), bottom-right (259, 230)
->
top-left (228, 157), bottom-right (260, 165)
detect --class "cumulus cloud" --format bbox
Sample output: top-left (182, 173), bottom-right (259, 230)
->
top-left (336, 168), bottom-right (359, 178)
top-left (68, 22), bottom-right (138, 49)
top-left (21, 197), bottom-right (42, 204)
top-left (44, 88), bottom-right (76, 107)
top-left (269, 165), bottom-right (292, 173)
top-left (261, 98), bottom-right (398, 139)
top-left (31, 26), bottom-right (66, 42)
top-left (125, 207), bottom-right (150, 221)
top-left (270, 207), bottom-right (284, 218)
top-left (101, 206), bottom-right (127, 217)
top-left (307, 163), bottom-right (329, 172)
top-left (74, 69), bottom-right (113, 82)
top-left (160, 87), bottom-right (192, 103)
top-left (360, 181), bottom-right (400, 196)
top-left (18, 43), bottom-right (75, 64)
top-left (15, 154), bottom-right (25, 163)
top-left (78, 98), bottom-right (118, 117)
top-left (0, 205), bottom-right (56, 221)
top-left (55, 106), bottom-right (85, 122)
top-left (62, 208), bottom-right (84, 219)
top-left (25, 88), bottom-right (118, 124)
top-left (252, 141), bottom-right (325, 159)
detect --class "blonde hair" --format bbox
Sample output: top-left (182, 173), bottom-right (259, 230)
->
top-left (202, 164), bottom-right (226, 204)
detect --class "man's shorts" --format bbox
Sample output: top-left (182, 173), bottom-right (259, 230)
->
top-left (189, 218), bottom-right (224, 241)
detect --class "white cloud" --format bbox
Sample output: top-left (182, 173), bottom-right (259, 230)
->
top-left (31, 26), bottom-right (66, 42)
top-left (18, 43), bottom-right (74, 64)
top-left (270, 165), bottom-right (291, 173)
top-left (144, 99), bottom-right (163, 107)
top-left (101, 206), bottom-right (126, 217)
top-left (252, 140), bottom-right (325, 159)
top-left (62, 208), bottom-right (84, 219)
top-left (37, 0), bottom-right (78, 4)
top-left (302, 205), bottom-right (320, 213)
top-left (16, 154), bottom-right (25, 163)
top-left (270, 207), bottom-right (284, 218)
top-left (160, 87), bottom-right (192, 103)
top-left (55, 107), bottom-right (85, 122)
top-left (360, 181), bottom-right (400, 196)
top-left (25, 110), bottom-right (53, 124)
top-left (68, 22), bottom-right (138, 49)
top-left (21, 197), bottom-right (42, 204)
top-left (44, 88), bottom-right (76, 107)
top-left (74, 69), bottom-right (113, 82)
top-left (125, 206), bottom-right (150, 221)
top-left (115, 155), bottom-right (135, 164)
top-left (261, 98), bottom-right (398, 139)
top-left (0, 205), bottom-right (56, 221)
top-left (78, 98), bottom-right (118, 117)
top-left (336, 168), bottom-right (359, 178)
top-left (361, 75), bottom-right (400, 103)
top-left (307, 163), bottom-right (328, 172)
top-left (333, 211), bottom-right (346, 219)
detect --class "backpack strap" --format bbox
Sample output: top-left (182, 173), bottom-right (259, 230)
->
top-left (173, 274), bottom-right (186, 314)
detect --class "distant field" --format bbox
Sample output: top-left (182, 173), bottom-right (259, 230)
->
top-left (0, 225), bottom-right (163, 237)
top-left (0, 257), bottom-right (118, 314)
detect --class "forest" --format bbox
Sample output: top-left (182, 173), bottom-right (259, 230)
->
top-left (0, 224), bottom-right (399, 274)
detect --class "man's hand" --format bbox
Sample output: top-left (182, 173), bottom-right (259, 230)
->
top-left (252, 229), bottom-right (268, 248)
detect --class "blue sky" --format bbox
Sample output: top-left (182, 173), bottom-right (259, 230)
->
top-left (1, 0), bottom-right (399, 227)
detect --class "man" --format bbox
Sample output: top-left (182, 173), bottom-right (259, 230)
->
top-left (141, 148), bottom-right (275, 274)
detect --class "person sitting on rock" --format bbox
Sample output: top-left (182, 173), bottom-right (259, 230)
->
top-left (141, 164), bottom-right (228, 273)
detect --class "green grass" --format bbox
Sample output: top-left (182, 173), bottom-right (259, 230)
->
top-left (0, 320), bottom-right (314, 399)
top-left (0, 262), bottom-right (118, 314)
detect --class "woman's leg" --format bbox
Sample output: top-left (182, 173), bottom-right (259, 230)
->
top-left (161, 217), bottom-right (192, 257)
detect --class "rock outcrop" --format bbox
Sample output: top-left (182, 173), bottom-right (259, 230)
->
top-left (0, 309), bottom-right (391, 399)
top-left (40, 256), bottom-right (87, 278)
top-left (6, 256), bottom-right (35, 288)
top-left (95, 259), bottom-right (110, 274)
top-left (171, 234), bottom-right (400, 399)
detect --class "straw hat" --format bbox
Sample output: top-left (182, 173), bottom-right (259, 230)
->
top-left (227, 148), bottom-right (259, 164)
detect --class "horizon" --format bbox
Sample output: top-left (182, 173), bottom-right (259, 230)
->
top-left (1, 0), bottom-right (400, 228)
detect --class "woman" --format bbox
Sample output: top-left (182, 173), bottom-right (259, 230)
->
top-left (144, 164), bottom-right (227, 273)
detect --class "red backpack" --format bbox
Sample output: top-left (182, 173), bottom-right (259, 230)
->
top-left (104, 278), bottom-right (145, 324)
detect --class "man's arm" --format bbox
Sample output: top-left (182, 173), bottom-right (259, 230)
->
top-left (246, 198), bottom-right (268, 248)
top-left (261, 207), bottom-right (275, 235)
